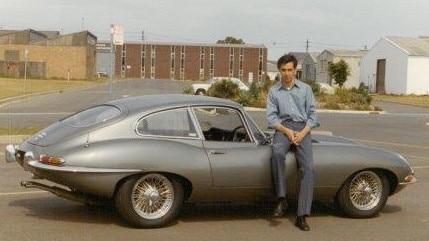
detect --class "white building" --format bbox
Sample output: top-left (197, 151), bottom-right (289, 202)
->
top-left (360, 36), bottom-right (429, 95)
top-left (316, 49), bottom-right (367, 88)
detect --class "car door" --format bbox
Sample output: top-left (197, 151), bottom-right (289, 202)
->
top-left (192, 106), bottom-right (272, 188)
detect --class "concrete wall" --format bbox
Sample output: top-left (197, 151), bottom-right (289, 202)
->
top-left (0, 45), bottom-right (94, 80)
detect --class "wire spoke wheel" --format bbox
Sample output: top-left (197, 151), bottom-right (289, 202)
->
top-left (132, 174), bottom-right (174, 220)
top-left (336, 170), bottom-right (389, 218)
top-left (116, 173), bottom-right (184, 228)
top-left (349, 171), bottom-right (382, 210)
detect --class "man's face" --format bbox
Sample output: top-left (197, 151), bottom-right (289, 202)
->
top-left (279, 62), bottom-right (297, 84)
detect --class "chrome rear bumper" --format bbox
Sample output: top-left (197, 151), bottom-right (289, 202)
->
top-left (5, 144), bottom-right (18, 163)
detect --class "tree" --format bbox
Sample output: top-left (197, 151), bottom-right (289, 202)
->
top-left (328, 59), bottom-right (350, 88)
top-left (217, 36), bottom-right (245, 44)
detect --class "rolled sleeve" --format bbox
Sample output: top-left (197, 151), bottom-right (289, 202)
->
top-left (305, 88), bottom-right (320, 129)
top-left (266, 88), bottom-right (281, 129)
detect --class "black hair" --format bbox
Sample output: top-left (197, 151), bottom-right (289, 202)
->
top-left (277, 54), bottom-right (298, 69)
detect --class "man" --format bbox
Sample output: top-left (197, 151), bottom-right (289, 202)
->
top-left (266, 54), bottom-right (319, 231)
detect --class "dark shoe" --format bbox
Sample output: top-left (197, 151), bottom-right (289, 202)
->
top-left (272, 201), bottom-right (285, 217)
top-left (295, 216), bottom-right (310, 231)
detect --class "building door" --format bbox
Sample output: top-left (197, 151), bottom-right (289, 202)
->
top-left (376, 59), bottom-right (386, 94)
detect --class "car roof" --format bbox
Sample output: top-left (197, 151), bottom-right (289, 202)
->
top-left (107, 94), bottom-right (242, 114)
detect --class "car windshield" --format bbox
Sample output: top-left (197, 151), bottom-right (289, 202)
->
top-left (61, 105), bottom-right (122, 127)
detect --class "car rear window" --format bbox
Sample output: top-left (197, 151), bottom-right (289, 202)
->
top-left (137, 108), bottom-right (197, 138)
top-left (62, 105), bottom-right (122, 127)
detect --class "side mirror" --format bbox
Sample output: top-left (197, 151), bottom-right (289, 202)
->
top-left (261, 132), bottom-right (273, 145)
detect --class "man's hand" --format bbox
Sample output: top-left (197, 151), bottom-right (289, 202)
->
top-left (291, 125), bottom-right (311, 146)
top-left (275, 123), bottom-right (311, 146)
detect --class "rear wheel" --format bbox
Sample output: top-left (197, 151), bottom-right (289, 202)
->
top-left (115, 173), bottom-right (184, 228)
top-left (336, 170), bottom-right (390, 218)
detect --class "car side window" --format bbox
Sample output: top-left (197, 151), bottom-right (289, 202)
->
top-left (193, 107), bottom-right (250, 142)
top-left (137, 109), bottom-right (197, 138)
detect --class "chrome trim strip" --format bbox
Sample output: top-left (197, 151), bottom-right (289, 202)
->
top-left (27, 161), bottom-right (141, 173)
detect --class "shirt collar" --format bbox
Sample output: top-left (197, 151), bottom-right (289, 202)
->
top-left (274, 79), bottom-right (302, 91)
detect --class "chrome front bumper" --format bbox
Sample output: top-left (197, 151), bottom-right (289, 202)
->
top-left (5, 144), bottom-right (18, 163)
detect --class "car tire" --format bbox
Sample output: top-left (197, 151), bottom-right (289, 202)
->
top-left (195, 89), bottom-right (206, 95)
top-left (115, 173), bottom-right (184, 228)
top-left (336, 170), bottom-right (390, 218)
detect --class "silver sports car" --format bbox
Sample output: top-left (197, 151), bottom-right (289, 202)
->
top-left (5, 94), bottom-right (416, 228)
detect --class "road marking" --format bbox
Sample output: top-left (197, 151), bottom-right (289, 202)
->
top-left (413, 166), bottom-right (429, 169)
top-left (402, 154), bottom-right (429, 160)
top-left (0, 190), bottom-right (48, 196)
top-left (352, 138), bottom-right (429, 149)
top-left (0, 112), bottom-right (73, 116)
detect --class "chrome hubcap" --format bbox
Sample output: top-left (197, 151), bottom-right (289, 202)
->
top-left (132, 174), bottom-right (174, 219)
top-left (349, 171), bottom-right (382, 210)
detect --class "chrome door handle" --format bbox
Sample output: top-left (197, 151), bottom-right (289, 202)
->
top-left (209, 150), bottom-right (225, 155)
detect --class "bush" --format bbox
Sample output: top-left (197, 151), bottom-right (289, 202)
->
top-left (321, 87), bottom-right (374, 110)
top-left (183, 85), bottom-right (194, 94)
top-left (207, 79), bottom-right (241, 100)
top-left (198, 78), bottom-right (377, 111)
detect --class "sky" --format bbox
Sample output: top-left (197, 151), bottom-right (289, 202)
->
top-left (2, 0), bottom-right (428, 60)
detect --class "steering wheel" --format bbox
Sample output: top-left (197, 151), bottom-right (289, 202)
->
top-left (229, 125), bottom-right (249, 142)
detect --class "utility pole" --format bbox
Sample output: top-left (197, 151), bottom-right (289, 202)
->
top-left (306, 39), bottom-right (309, 53)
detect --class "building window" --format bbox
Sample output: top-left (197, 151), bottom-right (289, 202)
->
top-left (210, 47), bottom-right (214, 78)
top-left (229, 47), bottom-right (234, 77)
top-left (258, 48), bottom-right (264, 82)
top-left (199, 46), bottom-right (205, 80)
top-left (150, 45), bottom-right (156, 79)
top-left (170, 45), bottom-right (176, 80)
top-left (141, 44), bottom-right (145, 78)
top-left (239, 48), bottom-right (244, 80)
top-left (180, 45), bottom-right (185, 80)
top-left (121, 45), bottom-right (126, 78)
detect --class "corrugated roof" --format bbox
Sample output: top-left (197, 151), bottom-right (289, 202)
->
top-left (385, 36), bottom-right (429, 56)
top-left (325, 49), bottom-right (367, 57)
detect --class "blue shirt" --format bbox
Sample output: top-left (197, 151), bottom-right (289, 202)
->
top-left (266, 80), bottom-right (319, 129)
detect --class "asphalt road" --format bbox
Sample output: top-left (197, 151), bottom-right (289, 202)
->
top-left (1, 79), bottom-right (428, 241)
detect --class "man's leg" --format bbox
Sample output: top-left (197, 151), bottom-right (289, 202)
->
top-left (294, 132), bottom-right (314, 230)
top-left (271, 130), bottom-right (290, 217)
top-left (271, 130), bottom-right (291, 198)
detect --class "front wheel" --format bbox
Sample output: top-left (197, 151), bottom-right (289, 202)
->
top-left (336, 170), bottom-right (390, 218)
top-left (115, 173), bottom-right (184, 228)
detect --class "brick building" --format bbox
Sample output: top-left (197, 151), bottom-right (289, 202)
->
top-left (0, 29), bottom-right (97, 80)
top-left (1, 29), bottom-right (267, 82)
top-left (107, 41), bottom-right (268, 83)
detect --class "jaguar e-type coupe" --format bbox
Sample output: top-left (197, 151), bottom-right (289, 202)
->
top-left (5, 94), bottom-right (416, 228)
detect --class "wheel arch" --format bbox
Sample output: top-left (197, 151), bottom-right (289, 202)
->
top-left (335, 168), bottom-right (398, 199)
top-left (113, 171), bottom-right (193, 201)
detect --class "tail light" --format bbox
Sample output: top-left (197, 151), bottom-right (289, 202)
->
top-left (39, 155), bottom-right (66, 166)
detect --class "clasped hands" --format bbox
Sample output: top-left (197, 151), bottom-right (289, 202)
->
top-left (286, 130), bottom-right (304, 146)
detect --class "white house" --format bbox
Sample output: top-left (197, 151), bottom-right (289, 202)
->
top-left (360, 36), bottom-right (429, 95)
top-left (266, 61), bottom-right (278, 81)
top-left (316, 49), bottom-right (367, 88)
